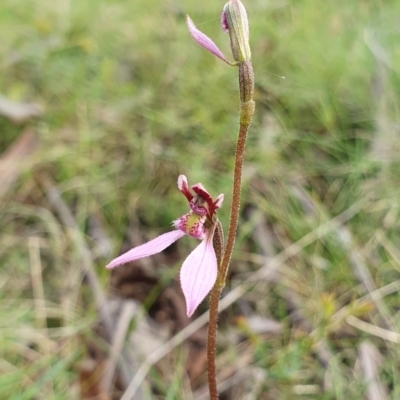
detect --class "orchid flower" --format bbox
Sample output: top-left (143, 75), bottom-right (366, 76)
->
top-left (186, 0), bottom-right (251, 65)
top-left (106, 175), bottom-right (224, 317)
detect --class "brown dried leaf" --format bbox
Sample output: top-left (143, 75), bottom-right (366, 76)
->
top-left (358, 341), bottom-right (388, 400)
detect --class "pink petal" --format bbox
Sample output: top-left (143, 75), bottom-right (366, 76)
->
top-left (186, 15), bottom-right (231, 65)
top-left (180, 235), bottom-right (218, 317)
top-left (214, 193), bottom-right (224, 209)
top-left (177, 174), bottom-right (193, 202)
top-left (106, 230), bottom-right (185, 269)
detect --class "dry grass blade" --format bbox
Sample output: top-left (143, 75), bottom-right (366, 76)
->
top-left (242, 368), bottom-right (266, 400)
top-left (347, 315), bottom-right (400, 343)
top-left (376, 232), bottom-right (400, 275)
top-left (102, 300), bottom-right (138, 393)
top-left (120, 311), bottom-right (211, 400)
top-left (41, 176), bottom-right (142, 395)
top-left (245, 205), bottom-right (277, 257)
top-left (42, 176), bottom-right (113, 336)
top-left (246, 197), bottom-right (368, 284)
top-left (28, 236), bottom-right (48, 343)
top-left (291, 183), bottom-right (394, 330)
top-left (0, 96), bottom-right (43, 123)
top-left (0, 129), bottom-right (38, 199)
top-left (327, 280), bottom-right (400, 333)
top-left (335, 226), bottom-right (394, 330)
top-left (364, 29), bottom-right (399, 163)
top-left (358, 341), bottom-right (388, 400)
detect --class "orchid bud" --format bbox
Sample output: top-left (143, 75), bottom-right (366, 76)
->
top-left (186, 0), bottom-right (254, 116)
top-left (222, 0), bottom-right (251, 63)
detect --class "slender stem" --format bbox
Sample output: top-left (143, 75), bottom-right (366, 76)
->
top-left (219, 61), bottom-right (254, 283)
top-left (206, 121), bottom-right (251, 400)
top-left (218, 122), bottom-right (250, 283)
top-left (207, 52), bottom-right (254, 400)
top-left (207, 284), bottom-right (223, 400)
top-left (208, 221), bottom-right (224, 400)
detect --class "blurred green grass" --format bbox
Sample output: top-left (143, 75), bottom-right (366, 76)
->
top-left (1, 0), bottom-right (400, 398)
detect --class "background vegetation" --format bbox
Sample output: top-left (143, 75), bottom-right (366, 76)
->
top-left (1, 0), bottom-right (400, 398)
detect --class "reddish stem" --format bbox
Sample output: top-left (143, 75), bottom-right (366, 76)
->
top-left (207, 59), bottom-right (254, 400)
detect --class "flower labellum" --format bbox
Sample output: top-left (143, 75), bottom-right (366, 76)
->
top-left (106, 175), bottom-right (224, 317)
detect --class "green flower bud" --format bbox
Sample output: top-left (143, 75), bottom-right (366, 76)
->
top-left (222, 0), bottom-right (251, 63)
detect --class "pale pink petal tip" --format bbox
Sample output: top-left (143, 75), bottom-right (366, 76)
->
top-left (178, 174), bottom-right (193, 201)
top-left (106, 230), bottom-right (185, 269)
top-left (180, 236), bottom-right (218, 317)
top-left (214, 194), bottom-right (224, 209)
top-left (186, 15), bottom-right (231, 65)
top-left (177, 174), bottom-right (188, 191)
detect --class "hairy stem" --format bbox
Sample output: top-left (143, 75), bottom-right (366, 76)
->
top-left (207, 119), bottom-right (253, 400)
top-left (219, 122), bottom-right (251, 283)
top-left (208, 221), bottom-right (224, 400)
top-left (218, 61), bottom-right (254, 284)
top-left (207, 58), bottom-right (254, 400)
top-left (207, 284), bottom-right (223, 400)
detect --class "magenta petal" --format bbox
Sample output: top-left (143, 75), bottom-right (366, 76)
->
top-left (186, 15), bottom-right (231, 65)
top-left (221, 10), bottom-right (229, 33)
top-left (180, 236), bottom-right (218, 317)
top-left (106, 230), bottom-right (186, 269)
